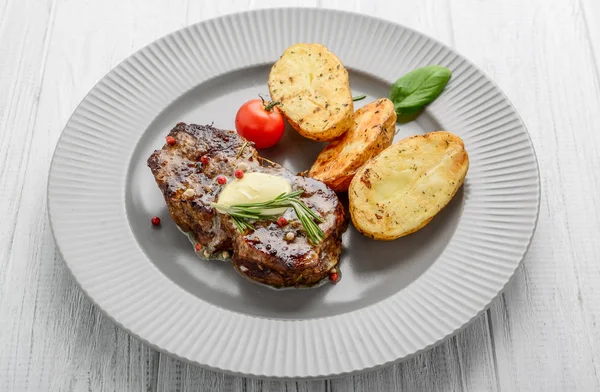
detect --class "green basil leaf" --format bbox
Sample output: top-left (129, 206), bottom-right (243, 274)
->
top-left (395, 110), bottom-right (422, 124)
top-left (390, 65), bottom-right (451, 116)
top-left (394, 104), bottom-right (421, 115)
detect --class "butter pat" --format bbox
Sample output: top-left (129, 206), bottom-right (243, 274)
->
top-left (217, 172), bottom-right (292, 215)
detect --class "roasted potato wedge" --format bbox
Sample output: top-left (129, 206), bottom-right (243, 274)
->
top-left (268, 43), bottom-right (354, 141)
top-left (349, 131), bottom-right (469, 240)
top-left (308, 98), bottom-right (396, 191)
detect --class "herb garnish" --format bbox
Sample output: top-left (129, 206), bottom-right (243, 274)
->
top-left (236, 140), bottom-right (249, 158)
top-left (352, 94), bottom-right (366, 101)
top-left (212, 191), bottom-right (325, 244)
top-left (389, 65), bottom-right (451, 118)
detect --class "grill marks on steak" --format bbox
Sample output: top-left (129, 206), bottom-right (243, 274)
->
top-left (233, 175), bottom-right (347, 286)
top-left (147, 123), bottom-right (256, 252)
top-left (147, 123), bottom-right (348, 287)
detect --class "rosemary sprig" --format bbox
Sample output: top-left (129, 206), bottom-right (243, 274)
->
top-left (212, 191), bottom-right (325, 244)
top-left (259, 156), bottom-right (278, 167)
top-left (236, 140), bottom-right (249, 159)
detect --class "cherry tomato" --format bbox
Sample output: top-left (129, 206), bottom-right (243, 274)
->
top-left (235, 98), bottom-right (285, 149)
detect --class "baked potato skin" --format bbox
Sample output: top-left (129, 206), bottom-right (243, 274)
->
top-left (267, 43), bottom-right (354, 141)
top-left (308, 98), bottom-right (396, 192)
top-left (349, 131), bottom-right (469, 240)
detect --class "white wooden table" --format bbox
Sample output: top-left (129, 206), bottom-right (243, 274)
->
top-left (2, 0), bottom-right (599, 390)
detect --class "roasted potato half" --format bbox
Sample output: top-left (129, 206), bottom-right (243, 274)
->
top-left (349, 131), bottom-right (469, 240)
top-left (268, 43), bottom-right (354, 141)
top-left (308, 98), bottom-right (396, 192)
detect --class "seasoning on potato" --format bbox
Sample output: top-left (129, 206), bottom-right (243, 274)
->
top-left (348, 131), bottom-right (469, 241)
top-left (309, 98), bottom-right (397, 192)
top-left (267, 43), bottom-right (354, 142)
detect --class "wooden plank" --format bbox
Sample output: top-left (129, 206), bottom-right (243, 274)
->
top-left (156, 355), bottom-right (326, 392)
top-left (329, 315), bottom-right (498, 392)
top-left (246, 380), bottom-right (326, 392)
top-left (449, 0), bottom-right (600, 390)
top-left (0, 1), bottom-right (63, 388)
top-left (0, 0), bottom-right (54, 292)
top-left (0, 0), bottom-right (194, 390)
top-left (581, 0), bottom-right (600, 78)
top-left (156, 355), bottom-right (243, 392)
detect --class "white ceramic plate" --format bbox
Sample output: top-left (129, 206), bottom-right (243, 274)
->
top-left (48, 8), bottom-right (540, 379)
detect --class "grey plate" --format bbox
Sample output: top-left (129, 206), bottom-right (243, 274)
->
top-left (48, 8), bottom-right (540, 379)
top-left (127, 64), bottom-right (461, 318)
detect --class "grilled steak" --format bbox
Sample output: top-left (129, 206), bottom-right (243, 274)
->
top-left (147, 123), bottom-right (348, 288)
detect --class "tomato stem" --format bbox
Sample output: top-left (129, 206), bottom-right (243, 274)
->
top-left (264, 100), bottom-right (281, 111)
top-left (258, 93), bottom-right (281, 112)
